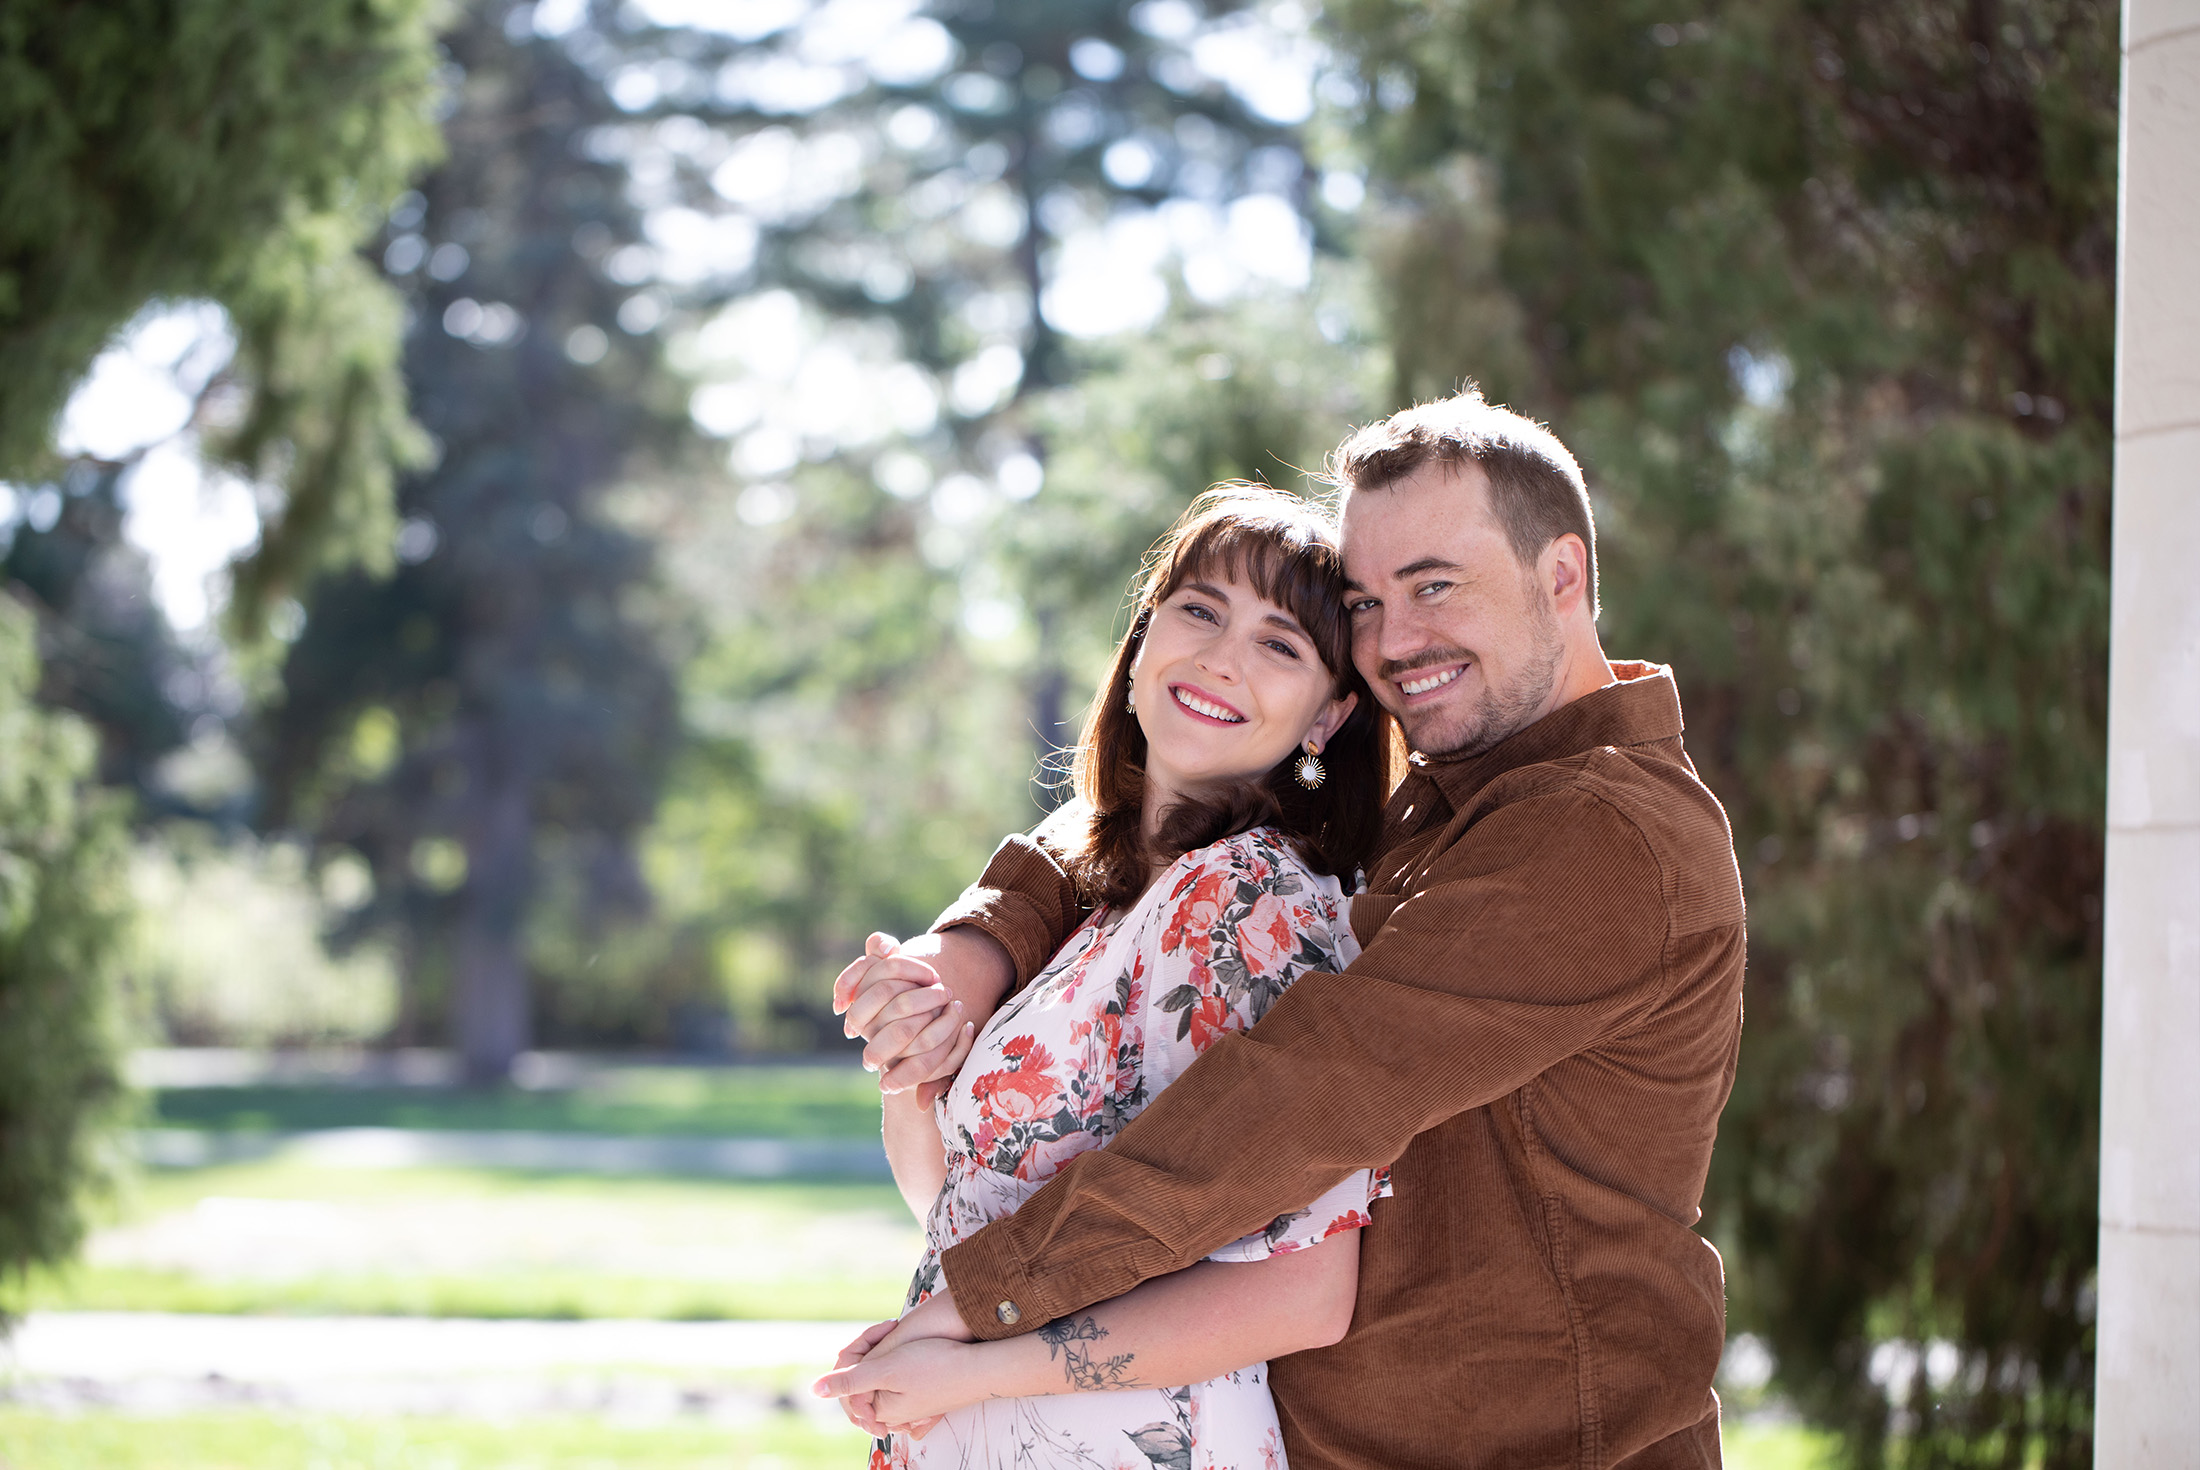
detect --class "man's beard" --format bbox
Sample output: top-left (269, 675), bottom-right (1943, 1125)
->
top-left (1392, 595), bottom-right (1564, 760)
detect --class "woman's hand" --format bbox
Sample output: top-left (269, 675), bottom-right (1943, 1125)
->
top-left (834, 932), bottom-right (992, 1102)
top-left (815, 1333), bottom-right (990, 1434)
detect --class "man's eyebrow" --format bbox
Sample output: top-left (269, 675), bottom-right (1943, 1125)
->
top-left (1393, 556), bottom-right (1467, 581)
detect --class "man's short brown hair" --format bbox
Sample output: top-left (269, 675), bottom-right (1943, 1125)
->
top-left (1324, 386), bottom-right (1597, 616)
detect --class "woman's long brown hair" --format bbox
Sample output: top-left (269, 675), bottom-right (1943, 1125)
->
top-left (1063, 484), bottom-right (1402, 910)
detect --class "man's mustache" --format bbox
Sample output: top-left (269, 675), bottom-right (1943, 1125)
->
top-left (1377, 649), bottom-right (1474, 682)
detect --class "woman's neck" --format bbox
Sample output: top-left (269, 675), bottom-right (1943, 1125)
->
top-left (1136, 774), bottom-right (1184, 885)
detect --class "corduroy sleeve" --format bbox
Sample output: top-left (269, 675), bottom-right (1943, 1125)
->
top-left (938, 786), bottom-right (1672, 1338)
top-left (928, 803), bottom-right (1091, 991)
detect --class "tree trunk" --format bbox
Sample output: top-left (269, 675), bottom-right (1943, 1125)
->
top-left (453, 757), bottom-right (532, 1083)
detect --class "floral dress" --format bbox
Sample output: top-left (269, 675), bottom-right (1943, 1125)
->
top-left (880, 827), bottom-right (1390, 1470)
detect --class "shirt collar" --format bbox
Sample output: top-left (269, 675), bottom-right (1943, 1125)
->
top-left (1411, 660), bottom-right (1685, 804)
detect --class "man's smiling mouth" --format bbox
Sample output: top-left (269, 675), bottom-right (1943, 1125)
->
top-left (1398, 666), bottom-right (1464, 697)
top-left (1171, 686), bottom-right (1246, 723)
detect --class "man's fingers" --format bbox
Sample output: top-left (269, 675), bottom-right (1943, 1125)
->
top-left (831, 933), bottom-right (904, 1017)
top-left (813, 1361), bottom-right (884, 1399)
top-left (865, 999), bottom-right (959, 1081)
top-left (842, 1390), bottom-right (883, 1437)
top-left (844, 957), bottom-right (944, 1039)
top-left (833, 1318), bottom-right (899, 1367)
top-left (880, 1017), bottom-right (972, 1098)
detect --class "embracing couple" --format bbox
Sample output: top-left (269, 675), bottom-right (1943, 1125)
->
top-left (816, 388), bottom-right (1746, 1470)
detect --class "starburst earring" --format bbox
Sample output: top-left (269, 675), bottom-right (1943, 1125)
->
top-left (1294, 740), bottom-right (1325, 790)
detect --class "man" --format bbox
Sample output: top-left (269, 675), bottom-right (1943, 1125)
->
top-left (835, 389), bottom-right (1745, 1468)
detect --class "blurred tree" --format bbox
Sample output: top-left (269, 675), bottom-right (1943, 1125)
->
top-left (0, 466), bottom-right (199, 803)
top-left (596, 0), bottom-right (1359, 1038)
top-left (0, 0), bottom-right (446, 630)
top-left (257, 3), bottom-right (683, 1083)
top-left (1330, 0), bottom-right (2112, 1461)
top-left (0, 595), bottom-right (133, 1304)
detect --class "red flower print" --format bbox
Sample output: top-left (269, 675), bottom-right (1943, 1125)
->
top-left (1187, 992), bottom-right (1233, 1053)
top-left (1325, 1208), bottom-right (1373, 1234)
top-left (1000, 1034), bottom-right (1037, 1062)
top-left (1236, 892), bottom-right (1297, 977)
top-left (1160, 868), bottom-right (1232, 954)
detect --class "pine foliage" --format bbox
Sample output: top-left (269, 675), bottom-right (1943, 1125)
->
top-left (0, 0), bottom-right (445, 626)
top-left (1330, 0), bottom-right (2112, 1459)
top-left (0, 596), bottom-right (132, 1294)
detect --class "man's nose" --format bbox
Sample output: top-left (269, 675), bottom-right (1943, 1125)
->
top-left (1372, 603), bottom-right (1431, 666)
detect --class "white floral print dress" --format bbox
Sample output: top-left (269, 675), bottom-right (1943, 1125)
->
top-left (880, 826), bottom-right (1390, 1470)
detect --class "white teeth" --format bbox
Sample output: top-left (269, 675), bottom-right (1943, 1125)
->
top-left (1173, 689), bottom-right (1244, 722)
top-left (1400, 667), bottom-right (1463, 696)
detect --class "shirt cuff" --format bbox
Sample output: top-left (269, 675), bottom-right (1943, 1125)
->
top-left (938, 1223), bottom-right (1056, 1340)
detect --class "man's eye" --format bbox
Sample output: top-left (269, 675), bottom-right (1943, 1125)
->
top-left (1346, 599), bottom-right (1377, 615)
top-left (1415, 582), bottom-right (1452, 599)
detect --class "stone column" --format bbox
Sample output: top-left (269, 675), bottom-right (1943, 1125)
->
top-left (2097, 0), bottom-right (2200, 1459)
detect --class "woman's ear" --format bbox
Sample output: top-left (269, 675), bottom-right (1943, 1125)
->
top-left (1306, 691), bottom-right (1358, 753)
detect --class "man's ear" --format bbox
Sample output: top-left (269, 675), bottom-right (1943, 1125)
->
top-left (1545, 534), bottom-right (1591, 616)
top-left (1306, 691), bottom-right (1358, 752)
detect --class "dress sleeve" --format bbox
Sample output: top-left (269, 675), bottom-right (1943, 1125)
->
top-left (1114, 832), bottom-right (1387, 1263)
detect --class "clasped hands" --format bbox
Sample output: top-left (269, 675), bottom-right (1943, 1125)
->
top-left (820, 932), bottom-right (988, 1435)
top-left (812, 1285), bottom-right (981, 1438)
top-left (833, 931), bottom-right (979, 1104)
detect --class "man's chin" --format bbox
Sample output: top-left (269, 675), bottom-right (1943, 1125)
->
top-left (1401, 702), bottom-right (1506, 761)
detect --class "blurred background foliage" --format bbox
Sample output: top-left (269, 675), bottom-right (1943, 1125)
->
top-left (0, 0), bottom-right (2110, 1462)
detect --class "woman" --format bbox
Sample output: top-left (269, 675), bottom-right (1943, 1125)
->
top-left (819, 487), bottom-right (1401, 1469)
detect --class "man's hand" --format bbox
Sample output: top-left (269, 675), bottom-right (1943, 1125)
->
top-left (835, 930), bottom-right (1011, 1103)
top-left (816, 1288), bottom-right (982, 1437)
top-left (835, 934), bottom-right (969, 1095)
top-left (815, 1333), bottom-right (986, 1434)
top-left (826, 1317), bottom-right (898, 1436)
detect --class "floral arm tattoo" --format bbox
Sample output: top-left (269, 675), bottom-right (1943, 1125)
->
top-left (1037, 1315), bottom-right (1144, 1392)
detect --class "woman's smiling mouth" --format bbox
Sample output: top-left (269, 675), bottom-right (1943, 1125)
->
top-left (1171, 685), bottom-right (1247, 723)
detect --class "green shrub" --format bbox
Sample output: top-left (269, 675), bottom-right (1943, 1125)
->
top-left (0, 595), bottom-right (134, 1297)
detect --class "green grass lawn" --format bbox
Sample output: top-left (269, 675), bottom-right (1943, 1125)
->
top-left (1723, 1419), bottom-right (1841, 1470)
top-left (0, 1408), bottom-right (1838, 1469)
top-left (0, 1408), bottom-right (872, 1470)
top-left (148, 1063), bottom-right (884, 1139)
top-left (4, 1160), bottom-right (921, 1323)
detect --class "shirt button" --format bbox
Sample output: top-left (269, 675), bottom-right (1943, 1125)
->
top-left (995, 1300), bottom-right (1021, 1326)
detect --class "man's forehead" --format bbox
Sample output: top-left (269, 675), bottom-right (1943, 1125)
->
top-left (1339, 460), bottom-right (1500, 566)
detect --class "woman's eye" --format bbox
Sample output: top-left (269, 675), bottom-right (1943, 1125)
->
top-left (1263, 639), bottom-right (1301, 659)
top-left (1183, 602), bottom-right (1218, 623)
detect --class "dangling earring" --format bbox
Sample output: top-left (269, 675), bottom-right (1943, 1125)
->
top-left (1126, 680), bottom-right (1137, 714)
top-left (1294, 740), bottom-right (1325, 790)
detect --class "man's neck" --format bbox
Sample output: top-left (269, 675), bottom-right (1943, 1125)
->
top-left (1542, 628), bottom-right (1619, 723)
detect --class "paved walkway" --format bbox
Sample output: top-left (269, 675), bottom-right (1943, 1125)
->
top-left (0, 1313), bottom-right (874, 1424)
top-left (134, 1127), bottom-right (892, 1180)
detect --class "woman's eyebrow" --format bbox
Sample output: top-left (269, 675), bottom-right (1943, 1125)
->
top-left (1260, 610), bottom-right (1310, 637)
top-left (1182, 580), bottom-right (1232, 603)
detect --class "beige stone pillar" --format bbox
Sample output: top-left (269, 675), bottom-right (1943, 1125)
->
top-left (2098, 0), bottom-right (2200, 1460)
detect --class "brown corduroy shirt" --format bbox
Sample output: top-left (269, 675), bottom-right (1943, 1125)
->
top-left (929, 663), bottom-right (1745, 1470)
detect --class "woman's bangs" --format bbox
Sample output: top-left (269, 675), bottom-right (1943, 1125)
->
top-left (1158, 512), bottom-right (1350, 680)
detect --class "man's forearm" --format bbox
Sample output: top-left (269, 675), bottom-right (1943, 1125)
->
top-left (988, 1233), bottom-right (1357, 1396)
